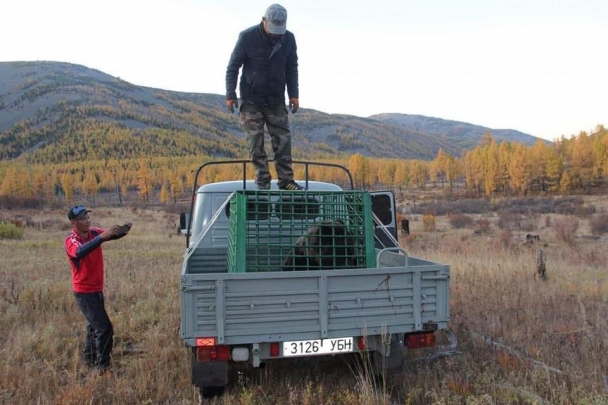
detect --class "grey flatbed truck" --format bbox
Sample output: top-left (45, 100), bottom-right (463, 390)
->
top-left (179, 160), bottom-right (450, 397)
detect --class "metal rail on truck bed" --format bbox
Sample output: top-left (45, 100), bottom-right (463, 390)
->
top-left (184, 160), bottom-right (355, 246)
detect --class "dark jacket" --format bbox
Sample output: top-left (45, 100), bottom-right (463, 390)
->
top-left (226, 22), bottom-right (299, 107)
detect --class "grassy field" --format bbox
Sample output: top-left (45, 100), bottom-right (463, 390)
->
top-left (1, 204), bottom-right (607, 404)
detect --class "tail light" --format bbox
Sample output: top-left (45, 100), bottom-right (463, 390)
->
top-left (270, 342), bottom-right (280, 357)
top-left (357, 336), bottom-right (367, 350)
top-left (195, 337), bottom-right (230, 362)
top-left (406, 332), bottom-right (436, 349)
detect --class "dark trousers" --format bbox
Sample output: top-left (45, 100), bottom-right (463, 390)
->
top-left (74, 291), bottom-right (114, 368)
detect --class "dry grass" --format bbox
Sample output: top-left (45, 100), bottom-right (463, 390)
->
top-left (1, 205), bottom-right (607, 404)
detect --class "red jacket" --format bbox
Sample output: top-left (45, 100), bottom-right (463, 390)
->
top-left (65, 227), bottom-right (105, 293)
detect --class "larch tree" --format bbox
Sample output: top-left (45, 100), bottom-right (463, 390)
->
top-left (484, 140), bottom-right (499, 197)
top-left (508, 143), bottom-right (531, 195)
top-left (431, 149), bottom-right (448, 188)
top-left (60, 172), bottom-right (75, 204)
top-left (137, 160), bottom-right (152, 203)
top-left (159, 182), bottom-right (170, 204)
top-left (82, 170), bottom-right (99, 198)
top-left (170, 174), bottom-right (184, 203)
top-left (0, 167), bottom-right (17, 196)
top-left (497, 142), bottom-right (511, 194)
top-left (545, 147), bottom-right (563, 192)
top-left (530, 140), bottom-right (549, 192)
top-left (560, 170), bottom-right (572, 193)
top-left (570, 131), bottom-right (594, 190)
top-left (348, 153), bottom-right (372, 190)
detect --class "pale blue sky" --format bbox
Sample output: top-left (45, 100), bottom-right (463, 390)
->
top-left (2, 0), bottom-right (607, 141)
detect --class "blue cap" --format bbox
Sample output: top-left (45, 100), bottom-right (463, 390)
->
top-left (68, 205), bottom-right (91, 220)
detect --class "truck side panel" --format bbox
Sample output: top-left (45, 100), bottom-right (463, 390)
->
top-left (180, 265), bottom-right (449, 345)
top-left (185, 247), bottom-right (228, 274)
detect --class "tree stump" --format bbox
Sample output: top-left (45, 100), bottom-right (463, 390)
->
top-left (536, 249), bottom-right (547, 280)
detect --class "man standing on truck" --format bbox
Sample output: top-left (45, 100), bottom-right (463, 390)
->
top-left (225, 4), bottom-right (305, 191)
top-left (64, 205), bottom-right (132, 372)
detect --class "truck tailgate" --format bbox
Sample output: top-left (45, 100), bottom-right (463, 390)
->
top-left (180, 264), bottom-right (449, 345)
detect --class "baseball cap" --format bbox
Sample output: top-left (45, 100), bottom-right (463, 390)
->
top-left (264, 4), bottom-right (287, 35)
top-left (68, 205), bottom-right (91, 220)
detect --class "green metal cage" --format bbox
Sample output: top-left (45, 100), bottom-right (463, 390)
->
top-left (227, 190), bottom-right (377, 273)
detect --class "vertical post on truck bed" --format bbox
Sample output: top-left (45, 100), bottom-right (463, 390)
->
top-left (216, 279), bottom-right (226, 344)
top-left (319, 276), bottom-right (328, 338)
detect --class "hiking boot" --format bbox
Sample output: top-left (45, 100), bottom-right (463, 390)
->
top-left (257, 183), bottom-right (271, 190)
top-left (279, 181), bottom-right (305, 191)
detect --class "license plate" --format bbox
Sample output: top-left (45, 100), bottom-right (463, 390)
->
top-left (283, 337), bottom-right (354, 357)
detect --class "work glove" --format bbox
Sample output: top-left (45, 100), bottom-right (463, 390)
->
top-left (289, 98), bottom-right (299, 114)
top-left (226, 99), bottom-right (238, 113)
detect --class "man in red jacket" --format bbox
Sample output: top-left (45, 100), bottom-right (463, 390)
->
top-left (64, 205), bottom-right (133, 371)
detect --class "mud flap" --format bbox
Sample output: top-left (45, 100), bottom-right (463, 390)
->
top-left (372, 333), bottom-right (405, 373)
top-left (191, 351), bottom-right (228, 388)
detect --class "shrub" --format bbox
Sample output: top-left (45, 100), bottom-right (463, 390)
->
top-left (410, 199), bottom-right (490, 215)
top-left (0, 195), bottom-right (45, 210)
top-left (422, 214), bottom-right (436, 232)
top-left (0, 221), bottom-right (24, 239)
top-left (589, 213), bottom-right (608, 235)
top-left (449, 214), bottom-right (473, 229)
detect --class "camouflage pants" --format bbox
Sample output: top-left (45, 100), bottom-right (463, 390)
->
top-left (239, 100), bottom-right (294, 187)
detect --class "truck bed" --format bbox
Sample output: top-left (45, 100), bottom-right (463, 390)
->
top-left (180, 253), bottom-right (450, 346)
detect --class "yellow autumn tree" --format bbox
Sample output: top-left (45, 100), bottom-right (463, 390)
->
top-left (430, 149), bottom-right (449, 188)
top-left (508, 143), bottom-right (531, 195)
top-left (60, 172), bottom-right (75, 204)
top-left (393, 160), bottom-right (411, 187)
top-left (137, 160), bottom-right (152, 202)
top-left (464, 148), bottom-right (484, 197)
top-left (170, 174), bottom-right (184, 203)
top-left (560, 171), bottom-right (572, 193)
top-left (0, 167), bottom-right (18, 197)
top-left (348, 153), bottom-right (372, 189)
top-left (545, 147), bottom-right (563, 192)
top-left (570, 131), bottom-right (594, 190)
top-left (484, 139), bottom-right (499, 197)
top-left (529, 140), bottom-right (549, 192)
top-left (82, 170), bottom-right (99, 198)
top-left (159, 182), bottom-right (170, 203)
top-left (411, 161), bottom-right (429, 189)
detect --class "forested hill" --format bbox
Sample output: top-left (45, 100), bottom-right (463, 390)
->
top-left (371, 113), bottom-right (541, 150)
top-left (0, 61), bottom-right (538, 165)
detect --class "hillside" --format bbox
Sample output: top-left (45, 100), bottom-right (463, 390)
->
top-left (0, 61), bottom-right (539, 165)
top-left (371, 113), bottom-right (541, 149)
